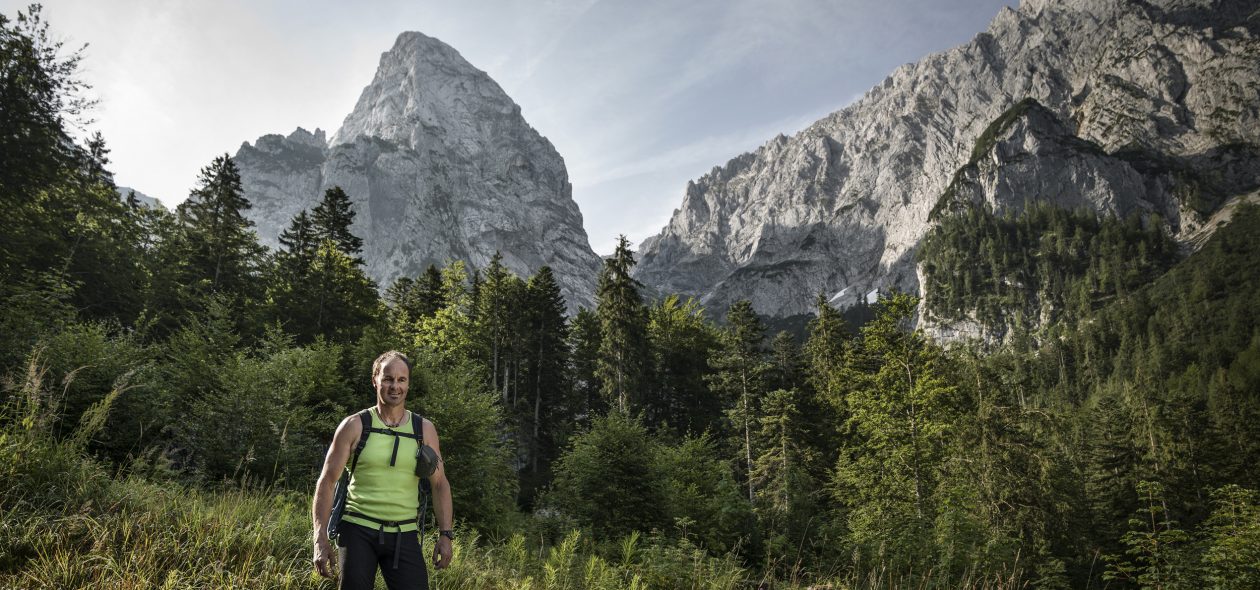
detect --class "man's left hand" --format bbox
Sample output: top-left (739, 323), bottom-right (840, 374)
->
top-left (433, 535), bottom-right (453, 569)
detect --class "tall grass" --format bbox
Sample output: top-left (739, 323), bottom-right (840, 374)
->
top-left (0, 353), bottom-right (326, 589)
top-left (0, 352), bottom-right (1027, 589)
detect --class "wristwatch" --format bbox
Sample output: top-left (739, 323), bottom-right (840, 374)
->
top-left (439, 530), bottom-right (456, 541)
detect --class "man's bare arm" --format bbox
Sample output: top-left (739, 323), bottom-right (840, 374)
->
top-left (425, 418), bottom-right (454, 569)
top-left (312, 415), bottom-right (360, 578)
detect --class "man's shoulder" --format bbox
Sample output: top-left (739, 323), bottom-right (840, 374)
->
top-left (336, 410), bottom-right (370, 437)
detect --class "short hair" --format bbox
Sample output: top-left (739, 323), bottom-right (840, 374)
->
top-left (371, 350), bottom-right (412, 381)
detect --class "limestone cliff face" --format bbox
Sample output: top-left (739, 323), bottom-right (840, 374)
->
top-left (235, 32), bottom-right (601, 310)
top-left (634, 0), bottom-right (1260, 319)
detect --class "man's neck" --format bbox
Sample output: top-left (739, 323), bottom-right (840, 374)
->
top-left (376, 405), bottom-right (407, 426)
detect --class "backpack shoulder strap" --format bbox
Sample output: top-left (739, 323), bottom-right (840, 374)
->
top-left (349, 409), bottom-right (372, 473)
top-left (411, 412), bottom-right (424, 444)
top-left (412, 412), bottom-right (432, 499)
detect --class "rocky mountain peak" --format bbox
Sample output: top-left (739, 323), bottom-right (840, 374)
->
top-left (329, 31), bottom-right (523, 153)
top-left (235, 31), bottom-right (601, 311)
top-left (286, 127), bottom-right (327, 149)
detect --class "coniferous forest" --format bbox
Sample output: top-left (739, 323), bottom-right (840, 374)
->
top-left (3, 6), bottom-right (1259, 589)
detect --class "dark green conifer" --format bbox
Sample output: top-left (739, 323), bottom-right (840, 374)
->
top-left (595, 236), bottom-right (649, 414)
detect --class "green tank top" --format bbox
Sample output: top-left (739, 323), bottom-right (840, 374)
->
top-left (344, 408), bottom-right (422, 532)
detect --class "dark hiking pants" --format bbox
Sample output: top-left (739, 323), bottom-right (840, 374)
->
top-left (337, 521), bottom-right (428, 590)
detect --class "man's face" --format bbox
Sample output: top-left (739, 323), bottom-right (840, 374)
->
top-left (374, 359), bottom-right (410, 408)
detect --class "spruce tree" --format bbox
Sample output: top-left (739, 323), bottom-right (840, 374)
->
top-left (275, 210), bottom-right (317, 283)
top-left (0, 5), bottom-right (94, 204)
top-left (417, 264), bottom-right (446, 317)
top-left (520, 266), bottom-right (570, 504)
top-left (595, 236), bottom-right (649, 414)
top-left (385, 276), bottom-right (417, 323)
top-left (269, 210), bottom-right (319, 337)
top-left (176, 154), bottom-right (266, 327)
top-left (833, 292), bottom-right (955, 569)
top-left (568, 307), bottom-right (605, 428)
top-left (308, 239), bottom-right (379, 343)
top-left (647, 295), bottom-right (720, 434)
top-left (311, 185), bottom-right (363, 264)
top-left (708, 299), bottom-right (770, 501)
top-left (750, 387), bottom-right (820, 569)
top-left (270, 190), bottom-right (377, 343)
top-left (804, 294), bottom-right (849, 410)
top-left (475, 252), bottom-right (525, 401)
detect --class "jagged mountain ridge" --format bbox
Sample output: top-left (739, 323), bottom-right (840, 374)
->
top-left (235, 32), bottom-right (601, 310)
top-left (633, 0), bottom-right (1260, 319)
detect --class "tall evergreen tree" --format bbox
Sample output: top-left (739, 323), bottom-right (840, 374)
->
top-left (803, 294), bottom-right (849, 410)
top-left (269, 210), bottom-right (319, 336)
top-left (413, 261), bottom-right (481, 368)
top-left (307, 238), bottom-right (378, 343)
top-left (311, 185), bottom-right (363, 264)
top-left (385, 276), bottom-right (417, 328)
top-left (177, 154), bottom-right (265, 301)
top-left (750, 387), bottom-right (822, 569)
top-left (832, 293), bottom-right (956, 570)
top-left (520, 266), bottom-right (571, 505)
top-left (568, 307), bottom-right (605, 430)
top-left (708, 299), bottom-right (770, 501)
top-left (475, 252), bottom-right (526, 401)
top-left (768, 331), bottom-right (804, 393)
top-left (269, 195), bottom-right (377, 343)
top-left (417, 264), bottom-right (446, 318)
top-left (0, 5), bottom-right (94, 204)
top-left (595, 236), bottom-right (650, 414)
top-left (647, 295), bottom-right (720, 434)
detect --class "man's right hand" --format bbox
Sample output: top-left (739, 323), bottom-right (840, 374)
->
top-left (314, 538), bottom-right (336, 579)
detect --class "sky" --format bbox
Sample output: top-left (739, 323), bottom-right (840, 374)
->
top-left (12, 0), bottom-right (1014, 255)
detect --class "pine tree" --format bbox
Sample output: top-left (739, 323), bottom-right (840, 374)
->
top-left (311, 185), bottom-right (363, 264)
top-left (595, 236), bottom-right (649, 414)
top-left (520, 266), bottom-right (570, 504)
top-left (804, 294), bottom-right (849, 410)
top-left (475, 252), bottom-right (526, 401)
top-left (0, 5), bottom-right (94, 204)
top-left (176, 154), bottom-right (266, 328)
top-left (269, 210), bottom-right (319, 337)
top-left (646, 295), bottom-right (720, 434)
top-left (568, 307), bottom-right (605, 429)
top-left (708, 299), bottom-right (770, 501)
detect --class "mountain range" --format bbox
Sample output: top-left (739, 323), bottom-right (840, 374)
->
top-left (632, 0), bottom-right (1260, 330)
top-left (229, 0), bottom-right (1259, 333)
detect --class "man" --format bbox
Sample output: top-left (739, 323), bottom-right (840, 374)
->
top-left (312, 350), bottom-right (454, 589)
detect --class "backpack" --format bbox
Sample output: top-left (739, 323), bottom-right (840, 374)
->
top-left (327, 409), bottom-right (437, 542)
